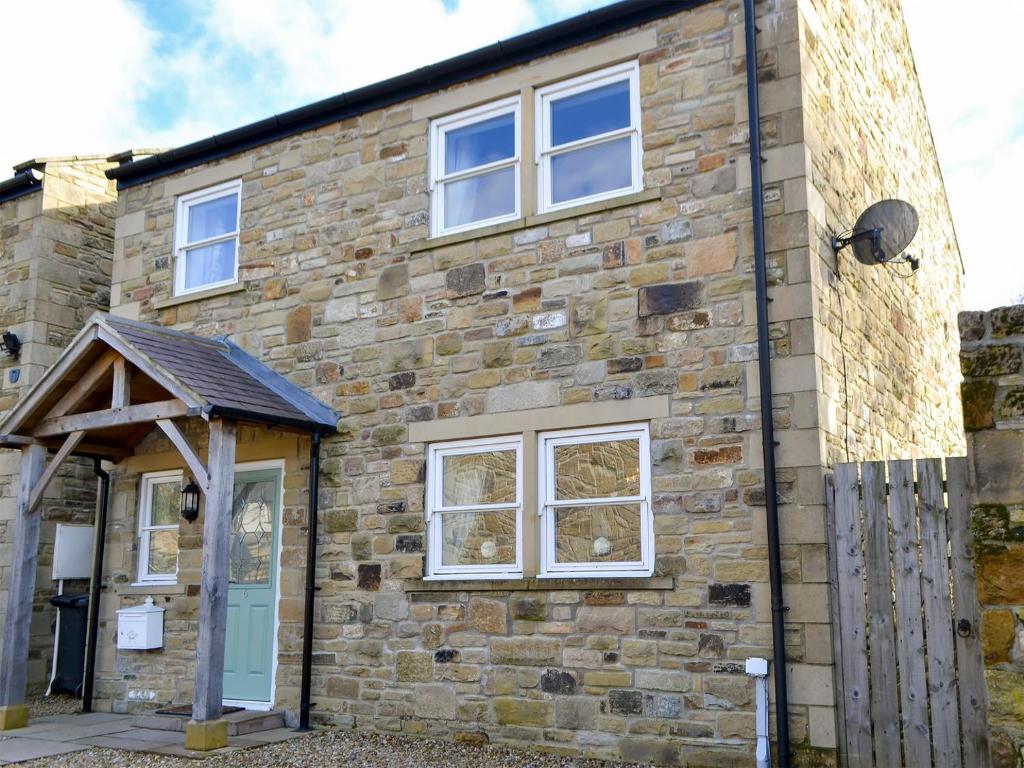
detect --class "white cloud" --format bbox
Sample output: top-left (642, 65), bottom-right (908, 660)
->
top-left (902, 0), bottom-right (1024, 309)
top-left (0, 0), bottom-right (609, 175)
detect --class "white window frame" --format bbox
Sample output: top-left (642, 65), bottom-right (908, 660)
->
top-left (425, 435), bottom-right (523, 580)
top-left (173, 178), bottom-right (242, 296)
top-left (535, 60), bottom-right (643, 214)
top-left (538, 423), bottom-right (653, 578)
top-left (429, 96), bottom-right (521, 238)
top-left (136, 470), bottom-right (183, 585)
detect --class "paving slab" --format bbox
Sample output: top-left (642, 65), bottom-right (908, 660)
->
top-left (75, 733), bottom-right (178, 751)
top-left (31, 720), bottom-right (137, 742)
top-left (0, 736), bottom-right (88, 763)
top-left (149, 743), bottom-right (243, 759)
top-left (232, 727), bottom-right (305, 744)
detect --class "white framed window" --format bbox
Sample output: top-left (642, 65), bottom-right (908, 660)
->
top-left (539, 423), bottom-right (652, 578)
top-left (173, 179), bottom-right (241, 296)
top-left (425, 435), bottom-right (523, 580)
top-left (137, 471), bottom-right (183, 584)
top-left (536, 61), bottom-right (643, 213)
top-left (429, 96), bottom-right (521, 237)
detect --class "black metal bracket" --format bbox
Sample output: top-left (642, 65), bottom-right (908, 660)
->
top-left (831, 227), bottom-right (884, 262)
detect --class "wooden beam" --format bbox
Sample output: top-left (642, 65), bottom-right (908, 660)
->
top-left (31, 399), bottom-right (189, 438)
top-left (44, 350), bottom-right (119, 421)
top-left (0, 444), bottom-right (46, 709)
top-left (157, 419), bottom-right (209, 492)
top-left (192, 419), bottom-right (236, 723)
top-left (0, 326), bottom-right (98, 436)
top-left (27, 431), bottom-right (86, 514)
top-left (111, 357), bottom-right (130, 409)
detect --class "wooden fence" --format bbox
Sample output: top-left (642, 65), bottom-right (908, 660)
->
top-left (825, 458), bottom-right (990, 768)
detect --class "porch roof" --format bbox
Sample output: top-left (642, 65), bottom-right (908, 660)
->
top-left (0, 313), bottom-right (337, 458)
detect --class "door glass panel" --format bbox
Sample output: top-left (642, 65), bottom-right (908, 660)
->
top-left (554, 503), bottom-right (642, 563)
top-left (554, 438), bottom-right (640, 500)
top-left (442, 449), bottom-right (517, 506)
top-left (230, 479), bottom-right (275, 585)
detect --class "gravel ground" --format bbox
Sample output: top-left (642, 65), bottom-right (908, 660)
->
top-left (27, 693), bottom-right (83, 717)
top-left (14, 728), bottom-right (646, 768)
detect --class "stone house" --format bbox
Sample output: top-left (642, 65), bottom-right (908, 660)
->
top-left (0, 156), bottom-right (117, 690)
top-left (0, 0), bottom-right (966, 765)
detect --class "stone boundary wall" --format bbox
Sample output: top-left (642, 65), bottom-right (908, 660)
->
top-left (959, 306), bottom-right (1024, 768)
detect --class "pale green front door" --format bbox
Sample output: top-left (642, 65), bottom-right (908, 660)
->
top-left (223, 468), bottom-right (280, 703)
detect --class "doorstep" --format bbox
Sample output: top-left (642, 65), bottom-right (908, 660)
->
top-left (132, 708), bottom-right (286, 735)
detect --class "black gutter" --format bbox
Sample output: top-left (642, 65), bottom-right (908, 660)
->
top-left (297, 432), bottom-right (322, 731)
top-left (743, 1), bottom-right (791, 765)
top-left (0, 169), bottom-right (43, 204)
top-left (82, 459), bottom-right (110, 713)
top-left (108, 0), bottom-right (711, 190)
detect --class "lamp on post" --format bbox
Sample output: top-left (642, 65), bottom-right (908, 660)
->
top-left (180, 479), bottom-right (201, 523)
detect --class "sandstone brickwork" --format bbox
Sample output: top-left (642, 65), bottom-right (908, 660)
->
top-left (0, 156), bottom-right (117, 691)
top-left (26, 0), bottom-right (960, 765)
top-left (960, 307), bottom-right (1024, 768)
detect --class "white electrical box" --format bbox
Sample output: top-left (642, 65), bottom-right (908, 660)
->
top-left (116, 597), bottom-right (164, 650)
top-left (52, 524), bottom-right (94, 580)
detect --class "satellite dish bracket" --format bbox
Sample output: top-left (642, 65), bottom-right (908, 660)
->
top-left (831, 227), bottom-right (884, 262)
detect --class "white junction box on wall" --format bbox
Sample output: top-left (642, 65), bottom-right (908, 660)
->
top-left (116, 597), bottom-right (164, 650)
top-left (52, 524), bottom-right (94, 580)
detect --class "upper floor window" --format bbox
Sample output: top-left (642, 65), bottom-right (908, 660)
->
top-left (137, 471), bottom-right (182, 584)
top-left (536, 61), bottom-right (642, 213)
top-left (174, 179), bottom-right (241, 295)
top-left (427, 61), bottom-right (642, 237)
top-left (430, 97), bottom-right (520, 237)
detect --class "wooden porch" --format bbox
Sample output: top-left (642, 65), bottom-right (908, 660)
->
top-left (0, 313), bottom-right (335, 749)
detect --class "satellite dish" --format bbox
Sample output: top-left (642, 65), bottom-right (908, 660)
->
top-left (831, 199), bottom-right (919, 265)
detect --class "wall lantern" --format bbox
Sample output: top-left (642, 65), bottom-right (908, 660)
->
top-left (1, 331), bottom-right (21, 358)
top-left (180, 479), bottom-right (201, 523)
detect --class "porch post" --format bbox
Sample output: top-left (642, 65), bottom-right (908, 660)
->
top-left (0, 444), bottom-right (47, 730)
top-left (185, 419), bottom-right (236, 751)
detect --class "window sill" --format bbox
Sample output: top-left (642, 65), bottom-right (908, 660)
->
top-left (154, 282), bottom-right (246, 309)
top-left (410, 187), bottom-right (662, 254)
top-left (405, 576), bottom-right (673, 592)
top-left (119, 583), bottom-right (186, 595)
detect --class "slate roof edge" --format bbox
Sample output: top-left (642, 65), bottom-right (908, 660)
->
top-left (216, 339), bottom-right (338, 432)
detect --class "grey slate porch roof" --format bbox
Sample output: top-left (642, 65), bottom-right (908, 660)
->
top-left (104, 316), bottom-right (337, 431)
top-left (0, 313), bottom-right (337, 457)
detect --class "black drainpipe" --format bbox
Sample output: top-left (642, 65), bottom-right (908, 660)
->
top-left (82, 459), bottom-right (110, 713)
top-left (744, 1), bottom-right (791, 765)
top-left (297, 431), bottom-right (321, 731)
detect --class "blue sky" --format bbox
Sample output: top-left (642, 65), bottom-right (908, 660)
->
top-left (1, 0), bottom-right (1021, 309)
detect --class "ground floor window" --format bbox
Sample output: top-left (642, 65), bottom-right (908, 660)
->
top-left (424, 423), bottom-right (652, 580)
top-left (539, 423), bottom-right (652, 577)
top-left (137, 470), bottom-right (183, 584)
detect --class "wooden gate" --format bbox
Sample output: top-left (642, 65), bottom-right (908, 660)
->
top-left (825, 458), bottom-right (990, 768)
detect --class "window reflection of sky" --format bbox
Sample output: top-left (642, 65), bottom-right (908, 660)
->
top-left (445, 166), bottom-right (516, 227)
top-left (445, 113), bottom-right (515, 174)
top-left (551, 79), bottom-right (630, 146)
top-left (187, 193), bottom-right (237, 242)
top-left (551, 136), bottom-right (631, 203)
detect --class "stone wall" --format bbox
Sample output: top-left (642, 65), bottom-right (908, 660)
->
top-left (797, 0), bottom-right (965, 464)
top-left (106, 3), bottom-right (835, 763)
top-left (960, 306), bottom-right (1024, 768)
top-left (95, 0), bottom-right (962, 763)
top-left (0, 157), bottom-right (116, 691)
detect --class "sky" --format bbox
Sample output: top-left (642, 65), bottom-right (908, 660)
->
top-left (1, 0), bottom-right (1020, 310)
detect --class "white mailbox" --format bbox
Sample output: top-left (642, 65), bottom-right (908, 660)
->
top-left (117, 597), bottom-right (164, 650)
